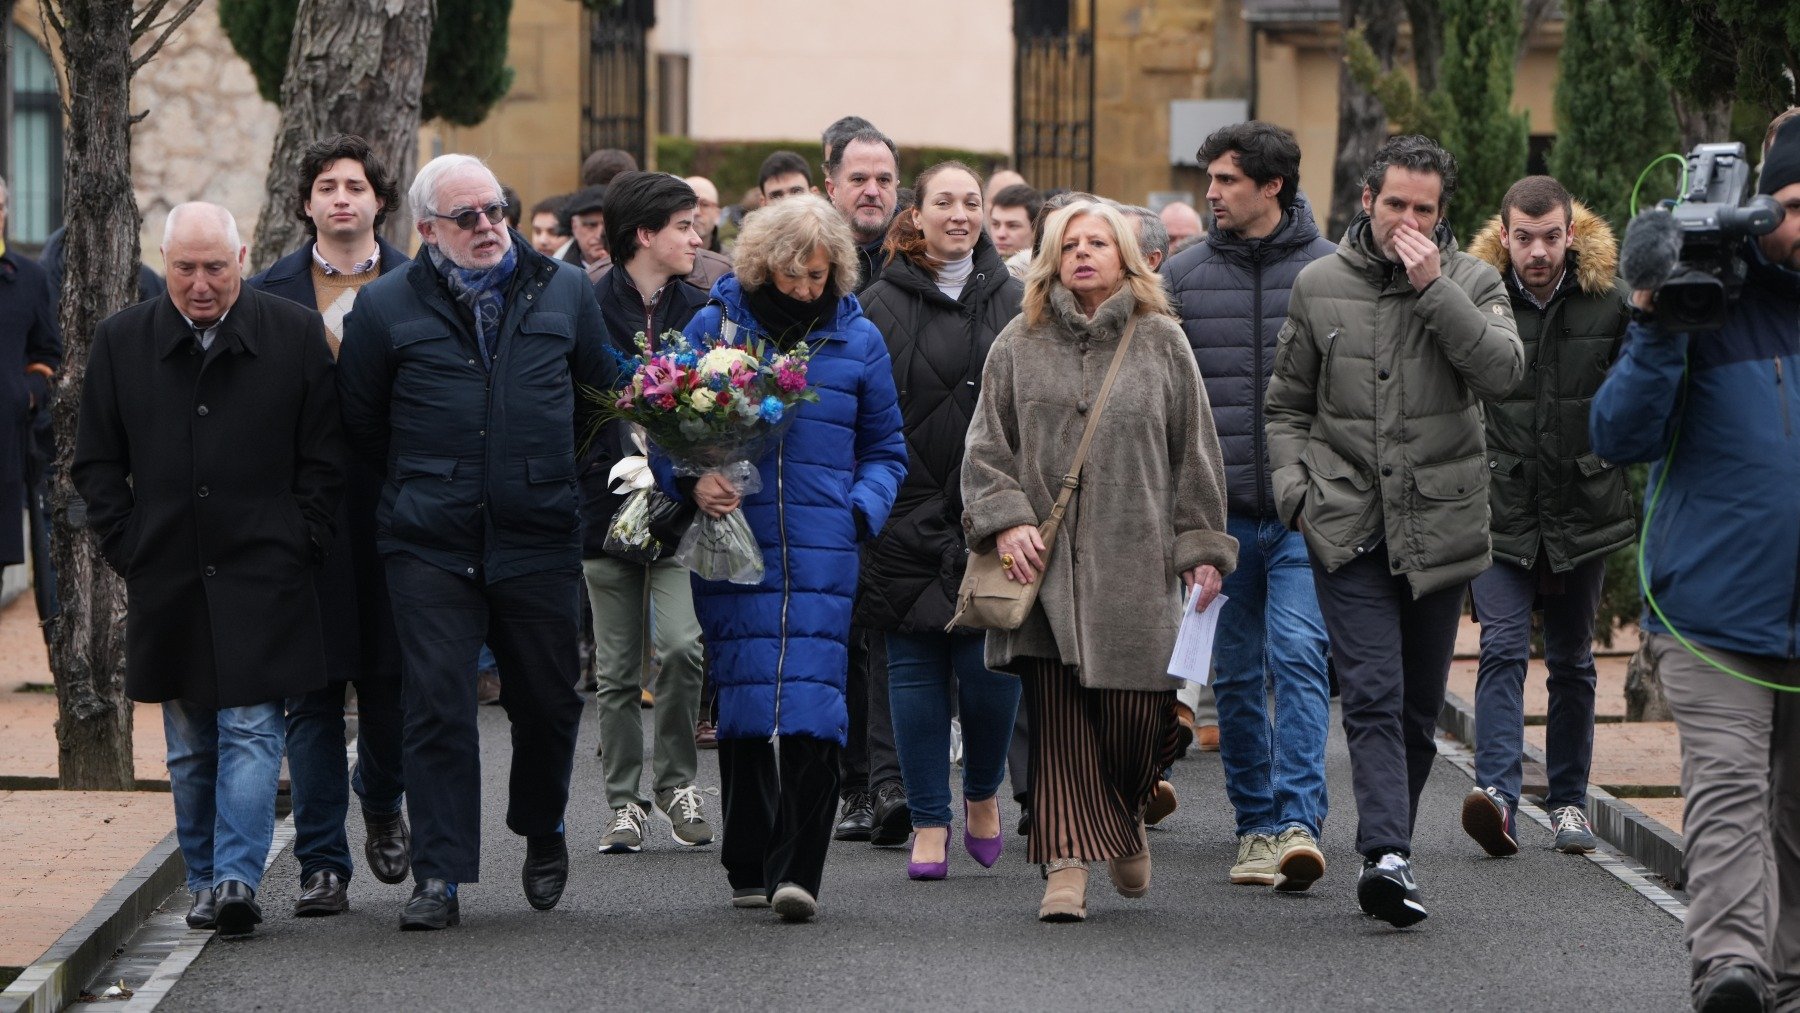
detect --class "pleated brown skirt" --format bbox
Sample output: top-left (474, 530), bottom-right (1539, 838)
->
top-left (1024, 657), bottom-right (1180, 864)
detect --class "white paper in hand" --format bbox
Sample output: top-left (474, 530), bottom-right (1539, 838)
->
top-left (1167, 587), bottom-right (1227, 685)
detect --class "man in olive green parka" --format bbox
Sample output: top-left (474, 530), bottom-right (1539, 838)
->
top-left (1265, 135), bottom-right (1523, 928)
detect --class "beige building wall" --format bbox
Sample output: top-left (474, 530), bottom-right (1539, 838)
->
top-left (418, 0), bottom-right (585, 209)
top-left (659, 0), bottom-right (1014, 152)
top-left (1254, 23), bottom-right (1564, 217)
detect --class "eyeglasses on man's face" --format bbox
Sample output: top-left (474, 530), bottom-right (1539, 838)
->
top-left (433, 202), bottom-right (508, 231)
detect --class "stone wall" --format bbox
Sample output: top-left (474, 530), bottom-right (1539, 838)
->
top-left (129, 0), bottom-right (280, 269)
top-left (1092, 0), bottom-right (1218, 205)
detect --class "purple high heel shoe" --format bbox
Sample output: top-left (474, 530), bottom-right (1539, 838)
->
top-left (964, 799), bottom-right (1004, 869)
top-left (908, 828), bottom-right (949, 880)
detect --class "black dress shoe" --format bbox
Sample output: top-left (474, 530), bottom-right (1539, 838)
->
top-left (833, 791), bottom-right (874, 842)
top-left (362, 805), bottom-right (411, 885)
top-left (185, 887), bottom-right (218, 929)
top-left (1017, 806), bottom-right (1033, 837)
top-left (1696, 963), bottom-right (1769, 1013)
top-left (294, 869), bottom-right (349, 917)
top-left (870, 781), bottom-right (912, 847)
top-left (214, 881), bottom-right (262, 939)
top-left (399, 878), bottom-right (460, 931)
top-left (522, 833), bottom-right (569, 911)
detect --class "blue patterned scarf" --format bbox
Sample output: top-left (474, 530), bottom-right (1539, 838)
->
top-left (430, 242), bottom-right (518, 369)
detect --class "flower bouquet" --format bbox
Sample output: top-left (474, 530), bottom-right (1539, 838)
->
top-left (591, 325), bottom-right (819, 584)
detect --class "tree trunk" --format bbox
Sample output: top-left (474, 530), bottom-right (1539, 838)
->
top-left (1517, 0), bottom-right (1556, 69)
top-left (1672, 91), bottom-right (1733, 154)
top-left (1403, 0), bottom-right (1443, 94)
top-left (47, 0), bottom-right (141, 790)
top-left (1330, 0), bottom-right (1401, 238)
top-left (249, 0), bottom-right (436, 272)
top-left (1624, 641), bottom-right (1672, 722)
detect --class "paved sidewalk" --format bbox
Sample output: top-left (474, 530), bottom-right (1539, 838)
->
top-left (0, 596), bottom-right (173, 979)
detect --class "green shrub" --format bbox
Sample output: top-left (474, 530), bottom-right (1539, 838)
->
top-left (657, 137), bottom-right (1009, 205)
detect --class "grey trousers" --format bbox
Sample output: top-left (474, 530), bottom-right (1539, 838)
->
top-left (1653, 633), bottom-right (1800, 1004)
top-left (1311, 543), bottom-right (1467, 858)
top-left (583, 556), bottom-right (706, 811)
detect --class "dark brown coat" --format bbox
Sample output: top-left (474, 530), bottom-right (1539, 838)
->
top-left (72, 287), bottom-right (345, 708)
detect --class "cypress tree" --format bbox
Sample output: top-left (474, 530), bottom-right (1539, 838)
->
top-left (1547, 0), bottom-right (1681, 233)
top-left (1433, 0), bottom-right (1530, 243)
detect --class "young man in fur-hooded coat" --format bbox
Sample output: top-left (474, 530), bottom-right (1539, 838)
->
top-left (1458, 176), bottom-right (1636, 861)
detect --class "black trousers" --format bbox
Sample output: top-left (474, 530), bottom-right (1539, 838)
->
top-left (384, 554), bottom-right (584, 884)
top-left (840, 627), bottom-right (901, 795)
top-left (1310, 543), bottom-right (1467, 859)
top-left (720, 734), bottom-right (841, 899)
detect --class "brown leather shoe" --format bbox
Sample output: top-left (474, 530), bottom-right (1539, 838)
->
top-left (1172, 702), bottom-right (1196, 758)
top-left (476, 669), bottom-right (501, 706)
top-left (1145, 780), bottom-right (1178, 826)
top-left (1038, 860), bottom-right (1088, 922)
top-left (294, 869), bottom-right (349, 917)
top-left (694, 721), bottom-right (718, 749)
top-left (1107, 849), bottom-right (1151, 898)
top-left (1196, 724), bottom-right (1220, 752)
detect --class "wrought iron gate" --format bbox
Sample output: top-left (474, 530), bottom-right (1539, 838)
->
top-left (1013, 0), bottom-right (1095, 192)
top-left (582, 0), bottom-right (654, 167)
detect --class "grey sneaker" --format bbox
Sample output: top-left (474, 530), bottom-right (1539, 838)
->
top-left (771, 882), bottom-right (817, 922)
top-left (599, 802), bottom-right (647, 854)
top-left (730, 887), bottom-right (769, 909)
top-left (1551, 805), bottom-right (1599, 854)
top-left (655, 785), bottom-right (715, 847)
top-left (1230, 833), bottom-right (1279, 885)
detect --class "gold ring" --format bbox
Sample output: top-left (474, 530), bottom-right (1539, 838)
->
top-left (1001, 553), bottom-right (1015, 568)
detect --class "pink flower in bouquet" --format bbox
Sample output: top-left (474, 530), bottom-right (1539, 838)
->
top-left (776, 367), bottom-right (807, 394)
top-left (642, 361), bottom-right (680, 402)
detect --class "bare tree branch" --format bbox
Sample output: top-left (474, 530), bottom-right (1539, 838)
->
top-left (129, 0), bottom-right (203, 72)
top-left (131, 0), bottom-right (174, 42)
top-left (35, 0), bottom-right (72, 119)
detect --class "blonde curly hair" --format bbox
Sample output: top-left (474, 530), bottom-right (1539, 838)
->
top-left (1022, 200), bottom-right (1172, 328)
top-left (732, 193), bottom-right (861, 300)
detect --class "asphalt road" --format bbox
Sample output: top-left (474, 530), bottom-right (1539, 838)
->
top-left (158, 700), bottom-right (1692, 1011)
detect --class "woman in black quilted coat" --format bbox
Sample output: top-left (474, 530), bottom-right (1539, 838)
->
top-left (856, 162), bottom-right (1025, 882)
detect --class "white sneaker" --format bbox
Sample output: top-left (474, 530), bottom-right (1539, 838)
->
top-left (771, 882), bottom-right (817, 923)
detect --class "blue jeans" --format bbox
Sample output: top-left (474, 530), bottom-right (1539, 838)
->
top-left (887, 631), bottom-right (1021, 828)
top-left (163, 699), bottom-right (286, 893)
top-left (1471, 557), bottom-right (1606, 811)
top-left (285, 676), bottom-right (406, 882)
top-left (1212, 514), bottom-right (1332, 838)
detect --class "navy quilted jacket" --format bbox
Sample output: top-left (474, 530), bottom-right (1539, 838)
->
top-left (1163, 196), bottom-right (1334, 518)
top-left (659, 275), bottom-right (907, 744)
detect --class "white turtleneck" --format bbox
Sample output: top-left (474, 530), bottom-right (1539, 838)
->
top-left (936, 251), bottom-right (975, 300)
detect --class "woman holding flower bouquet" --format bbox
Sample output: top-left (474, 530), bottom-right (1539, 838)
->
top-left (662, 194), bottom-right (906, 922)
top-left (961, 200), bottom-right (1237, 922)
top-left (856, 162), bottom-right (1025, 883)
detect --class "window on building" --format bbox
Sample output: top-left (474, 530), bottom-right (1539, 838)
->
top-left (9, 25), bottom-right (63, 246)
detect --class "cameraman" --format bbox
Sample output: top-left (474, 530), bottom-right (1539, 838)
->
top-left (1590, 115), bottom-right (1800, 1013)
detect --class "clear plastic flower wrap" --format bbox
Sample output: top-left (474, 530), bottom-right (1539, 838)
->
top-left (586, 325), bottom-right (818, 585)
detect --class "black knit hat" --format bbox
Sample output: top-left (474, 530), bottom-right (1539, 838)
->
top-left (1759, 115), bottom-right (1800, 196)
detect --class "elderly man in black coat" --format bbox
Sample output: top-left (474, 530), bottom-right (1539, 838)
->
top-left (73, 202), bottom-right (345, 939)
top-left (337, 153), bottom-right (616, 931)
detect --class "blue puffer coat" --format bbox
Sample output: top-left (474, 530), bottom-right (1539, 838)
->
top-left (659, 275), bottom-right (906, 745)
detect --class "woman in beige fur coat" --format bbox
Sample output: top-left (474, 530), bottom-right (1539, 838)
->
top-left (961, 200), bottom-right (1237, 922)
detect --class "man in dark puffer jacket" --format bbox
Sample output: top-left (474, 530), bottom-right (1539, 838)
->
top-left (1163, 121), bottom-right (1336, 893)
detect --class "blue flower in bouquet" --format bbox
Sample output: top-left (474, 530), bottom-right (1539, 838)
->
top-left (758, 396), bottom-right (785, 423)
top-left (676, 351), bottom-right (699, 368)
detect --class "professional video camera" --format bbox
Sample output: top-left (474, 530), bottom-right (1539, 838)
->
top-left (1623, 142), bottom-right (1785, 332)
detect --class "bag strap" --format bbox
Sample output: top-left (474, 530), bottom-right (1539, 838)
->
top-left (1039, 315), bottom-right (1139, 543)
